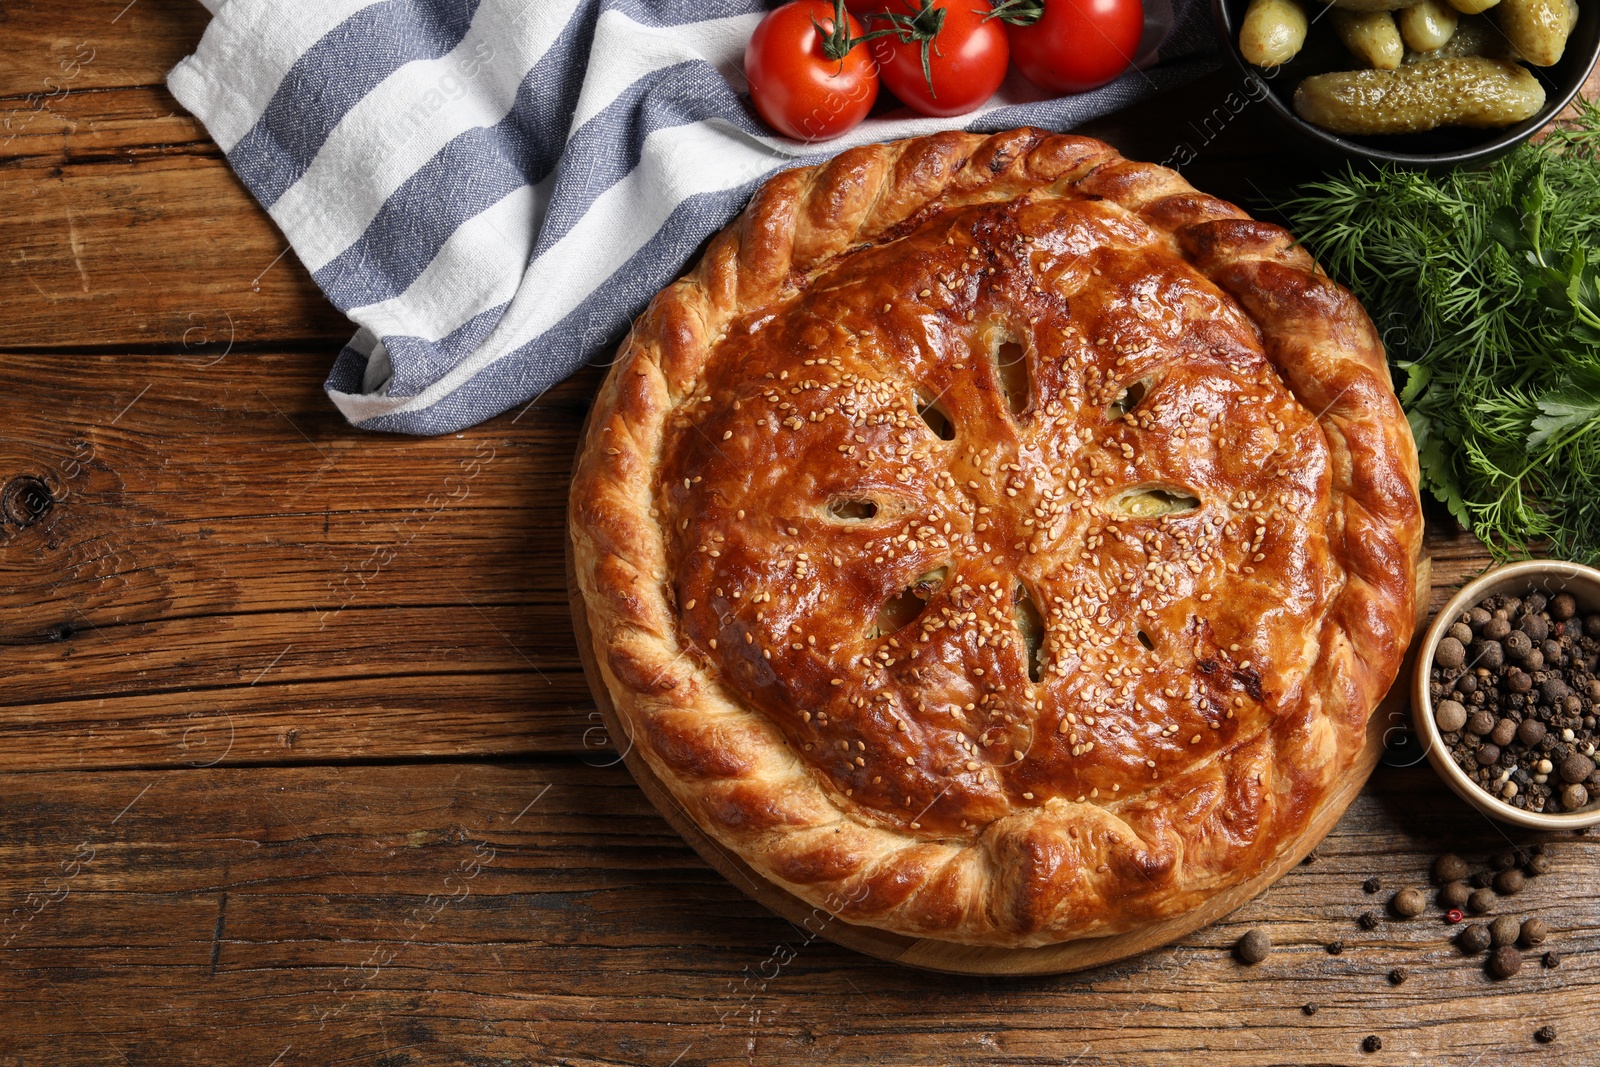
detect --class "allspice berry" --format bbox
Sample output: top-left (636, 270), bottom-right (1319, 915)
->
top-left (1490, 718), bottom-right (1518, 746)
top-left (1432, 854), bottom-right (1469, 884)
top-left (1559, 753), bottom-right (1592, 784)
top-left (1489, 915), bottom-right (1521, 947)
top-left (1391, 887), bottom-right (1425, 918)
top-left (1468, 887), bottom-right (1495, 914)
top-left (1525, 852), bottom-right (1550, 876)
top-left (1435, 700), bottom-right (1468, 733)
top-left (1563, 783), bottom-right (1590, 810)
top-left (1520, 918), bottom-right (1549, 947)
top-left (1488, 945), bottom-right (1522, 979)
top-left (1494, 868), bottom-right (1526, 895)
top-left (1440, 881), bottom-right (1471, 909)
top-left (1435, 636), bottom-right (1467, 668)
top-left (1458, 924), bottom-right (1492, 954)
top-left (1467, 708), bottom-right (1496, 736)
top-left (1236, 928), bottom-right (1270, 964)
top-left (1517, 718), bottom-right (1548, 746)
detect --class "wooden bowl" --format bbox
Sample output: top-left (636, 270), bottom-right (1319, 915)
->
top-left (1412, 559), bottom-right (1600, 829)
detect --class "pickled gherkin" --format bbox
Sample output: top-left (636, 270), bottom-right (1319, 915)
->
top-left (1294, 57), bottom-right (1546, 133)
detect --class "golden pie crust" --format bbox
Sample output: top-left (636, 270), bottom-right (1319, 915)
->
top-left (569, 129), bottom-right (1423, 947)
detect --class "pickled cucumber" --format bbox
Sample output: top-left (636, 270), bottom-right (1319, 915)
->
top-left (1403, 14), bottom-right (1513, 60)
top-left (1334, 9), bottom-right (1407, 67)
top-left (1294, 57), bottom-right (1546, 133)
top-left (1241, 0), bottom-right (1310, 65)
top-left (1399, 0), bottom-right (1461, 50)
top-left (1328, 0), bottom-right (1413, 11)
top-left (1497, 0), bottom-right (1572, 64)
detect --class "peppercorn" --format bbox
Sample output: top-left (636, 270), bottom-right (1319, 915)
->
top-left (1388, 968), bottom-right (1406, 986)
top-left (1519, 917), bottom-right (1548, 947)
top-left (1495, 869), bottom-right (1526, 895)
top-left (1471, 870), bottom-right (1495, 888)
top-left (1458, 924), bottom-right (1491, 954)
top-left (1521, 613), bottom-right (1550, 642)
top-left (1439, 881), bottom-right (1470, 908)
top-left (1535, 1024), bottom-right (1557, 1044)
top-left (1544, 950), bottom-right (1561, 968)
top-left (1327, 940), bottom-right (1344, 955)
top-left (1236, 928), bottom-right (1270, 964)
top-left (1446, 908), bottom-right (1465, 924)
top-left (1358, 911), bottom-right (1379, 931)
top-left (1432, 854), bottom-right (1468, 884)
top-left (1391, 887), bottom-right (1425, 918)
top-left (1468, 887), bottom-right (1495, 914)
top-left (1303, 1002), bottom-right (1319, 1016)
top-left (1435, 700), bottom-right (1468, 733)
top-left (1489, 946), bottom-right (1522, 979)
top-left (1489, 915), bottom-right (1521, 946)
top-left (1363, 876), bottom-right (1382, 894)
top-left (1362, 1036), bottom-right (1382, 1053)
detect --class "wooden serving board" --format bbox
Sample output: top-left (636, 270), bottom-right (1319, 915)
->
top-left (566, 518), bottom-right (1426, 974)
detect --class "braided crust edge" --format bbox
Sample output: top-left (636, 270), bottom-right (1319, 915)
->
top-left (569, 129), bottom-right (1423, 947)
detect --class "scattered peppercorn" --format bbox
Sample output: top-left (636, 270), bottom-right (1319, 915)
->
top-left (1458, 924), bottom-right (1492, 954)
top-left (1388, 967), bottom-right (1407, 986)
top-left (1327, 940), bottom-right (1345, 955)
top-left (1362, 1035), bottom-right (1382, 1053)
top-left (1358, 911), bottom-right (1379, 930)
top-left (1489, 915), bottom-right (1522, 946)
top-left (1363, 876), bottom-right (1382, 894)
top-left (1432, 854), bottom-right (1469, 884)
top-left (1303, 1002), bottom-right (1319, 1016)
top-left (1535, 1024), bottom-right (1557, 1044)
top-left (1489, 946), bottom-right (1523, 979)
top-left (1495, 869), bottom-right (1526, 895)
top-left (1391, 888), bottom-right (1425, 918)
top-left (1236, 928), bottom-right (1271, 965)
top-left (1544, 950), bottom-right (1561, 968)
top-left (1520, 917), bottom-right (1549, 947)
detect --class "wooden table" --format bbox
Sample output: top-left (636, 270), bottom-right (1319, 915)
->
top-left (3, 4), bottom-right (1597, 1063)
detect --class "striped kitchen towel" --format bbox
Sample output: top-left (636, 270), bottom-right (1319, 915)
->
top-left (169, 0), bottom-right (1218, 435)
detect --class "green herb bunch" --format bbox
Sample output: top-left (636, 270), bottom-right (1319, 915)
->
top-left (1283, 99), bottom-right (1600, 562)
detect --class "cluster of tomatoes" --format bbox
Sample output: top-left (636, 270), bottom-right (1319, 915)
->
top-left (745, 0), bottom-right (1145, 141)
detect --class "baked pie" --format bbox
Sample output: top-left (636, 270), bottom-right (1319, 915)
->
top-left (570, 129), bottom-right (1423, 947)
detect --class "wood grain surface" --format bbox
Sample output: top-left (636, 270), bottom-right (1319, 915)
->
top-left (2, 1), bottom-right (1598, 1063)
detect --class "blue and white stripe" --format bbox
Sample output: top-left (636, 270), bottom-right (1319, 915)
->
top-left (171, 0), bottom-right (1215, 435)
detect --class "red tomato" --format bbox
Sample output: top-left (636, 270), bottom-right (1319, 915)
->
top-left (844, 0), bottom-right (892, 14)
top-left (745, 1), bottom-right (880, 141)
top-left (869, 0), bottom-right (1009, 118)
top-left (1001, 0), bottom-right (1144, 95)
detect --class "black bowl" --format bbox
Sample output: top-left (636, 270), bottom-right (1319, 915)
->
top-left (1212, 0), bottom-right (1600, 167)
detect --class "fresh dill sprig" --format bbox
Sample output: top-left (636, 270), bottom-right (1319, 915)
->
top-left (1283, 98), bottom-right (1600, 562)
